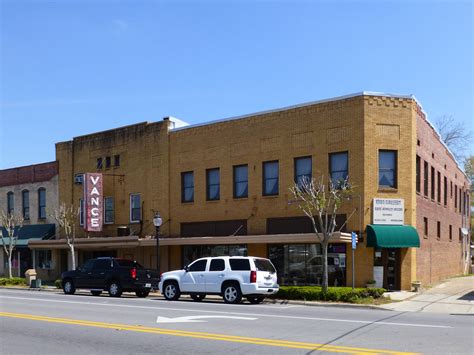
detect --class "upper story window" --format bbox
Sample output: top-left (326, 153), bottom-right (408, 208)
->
top-left (22, 190), bottom-right (30, 220)
top-left (443, 176), bottom-right (447, 206)
top-left (329, 152), bottom-right (348, 188)
top-left (181, 171), bottom-right (194, 203)
top-left (233, 165), bottom-right (248, 199)
top-left (437, 171), bottom-right (441, 203)
top-left (104, 197), bottom-right (114, 224)
top-left (423, 161), bottom-right (429, 197)
top-left (454, 185), bottom-right (457, 209)
top-left (294, 156), bottom-right (312, 188)
top-left (430, 166), bottom-right (435, 200)
top-left (416, 156), bottom-right (421, 193)
top-left (263, 161), bottom-right (279, 196)
top-left (79, 199), bottom-right (84, 226)
top-left (130, 193), bottom-right (141, 223)
top-left (114, 154), bottom-right (120, 167)
top-left (7, 191), bottom-right (14, 214)
top-left (38, 188), bottom-right (46, 219)
top-left (206, 168), bottom-right (220, 201)
top-left (378, 150), bottom-right (397, 189)
top-left (97, 157), bottom-right (103, 170)
top-left (105, 156), bottom-right (111, 168)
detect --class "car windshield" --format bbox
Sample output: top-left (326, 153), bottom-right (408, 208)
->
top-left (116, 259), bottom-right (143, 268)
top-left (254, 258), bottom-right (276, 273)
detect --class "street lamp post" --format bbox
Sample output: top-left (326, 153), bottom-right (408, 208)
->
top-left (153, 212), bottom-right (163, 275)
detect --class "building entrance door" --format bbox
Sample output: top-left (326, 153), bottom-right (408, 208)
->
top-left (383, 249), bottom-right (400, 290)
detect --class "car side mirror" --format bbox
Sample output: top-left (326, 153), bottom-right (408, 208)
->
top-left (76, 266), bottom-right (82, 272)
top-left (184, 266), bottom-right (189, 272)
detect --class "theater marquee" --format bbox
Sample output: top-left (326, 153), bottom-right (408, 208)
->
top-left (84, 173), bottom-right (103, 232)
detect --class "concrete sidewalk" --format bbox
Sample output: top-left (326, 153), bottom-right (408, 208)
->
top-left (380, 275), bottom-right (474, 314)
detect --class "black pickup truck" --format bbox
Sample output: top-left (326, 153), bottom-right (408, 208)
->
top-left (61, 257), bottom-right (160, 298)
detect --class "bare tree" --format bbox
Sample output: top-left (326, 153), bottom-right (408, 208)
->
top-left (290, 176), bottom-right (354, 293)
top-left (0, 211), bottom-right (24, 278)
top-left (434, 115), bottom-right (473, 162)
top-left (52, 203), bottom-right (79, 270)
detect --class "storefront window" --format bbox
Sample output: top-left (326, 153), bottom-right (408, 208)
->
top-left (182, 245), bottom-right (247, 267)
top-left (269, 244), bottom-right (346, 286)
top-left (35, 250), bottom-right (53, 269)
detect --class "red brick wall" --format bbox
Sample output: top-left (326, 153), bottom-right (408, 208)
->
top-left (415, 108), bottom-right (469, 285)
top-left (0, 161), bottom-right (58, 187)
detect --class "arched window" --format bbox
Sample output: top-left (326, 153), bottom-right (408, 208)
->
top-left (22, 190), bottom-right (30, 220)
top-left (7, 191), bottom-right (14, 214)
top-left (38, 188), bottom-right (46, 219)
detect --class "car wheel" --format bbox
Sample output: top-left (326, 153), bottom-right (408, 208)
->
top-left (62, 279), bottom-right (75, 295)
top-left (163, 281), bottom-right (180, 301)
top-left (190, 293), bottom-right (206, 302)
top-left (136, 290), bottom-right (150, 298)
top-left (108, 281), bottom-right (122, 297)
top-left (247, 296), bottom-right (265, 304)
top-left (91, 290), bottom-right (102, 296)
top-left (222, 282), bottom-right (242, 304)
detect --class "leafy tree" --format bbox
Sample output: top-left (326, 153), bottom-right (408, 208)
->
top-left (290, 176), bottom-right (354, 293)
top-left (0, 212), bottom-right (24, 278)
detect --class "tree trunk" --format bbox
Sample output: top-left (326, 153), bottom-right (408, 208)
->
top-left (7, 254), bottom-right (12, 279)
top-left (70, 244), bottom-right (76, 270)
top-left (322, 241), bottom-right (328, 293)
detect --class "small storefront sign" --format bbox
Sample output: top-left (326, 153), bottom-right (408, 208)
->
top-left (84, 173), bottom-right (103, 232)
top-left (373, 198), bottom-right (404, 225)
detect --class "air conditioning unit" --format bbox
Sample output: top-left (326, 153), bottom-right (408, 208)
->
top-left (74, 174), bottom-right (84, 184)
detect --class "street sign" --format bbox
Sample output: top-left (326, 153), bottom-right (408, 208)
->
top-left (351, 232), bottom-right (358, 250)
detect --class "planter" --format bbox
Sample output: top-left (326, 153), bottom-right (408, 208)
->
top-left (411, 281), bottom-right (422, 292)
top-left (366, 282), bottom-right (376, 289)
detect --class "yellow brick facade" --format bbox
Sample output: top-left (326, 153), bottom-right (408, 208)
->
top-left (45, 93), bottom-right (470, 290)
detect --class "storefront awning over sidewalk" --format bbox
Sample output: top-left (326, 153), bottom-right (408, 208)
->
top-left (366, 224), bottom-right (420, 248)
top-left (1, 224), bottom-right (55, 247)
top-left (28, 232), bottom-right (353, 249)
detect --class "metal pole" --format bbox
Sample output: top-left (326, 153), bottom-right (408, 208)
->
top-left (352, 247), bottom-right (355, 290)
top-left (156, 226), bottom-right (160, 275)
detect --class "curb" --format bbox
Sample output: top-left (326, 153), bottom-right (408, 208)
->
top-left (0, 286), bottom-right (387, 310)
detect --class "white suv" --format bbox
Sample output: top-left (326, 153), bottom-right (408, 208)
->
top-left (158, 256), bottom-right (279, 304)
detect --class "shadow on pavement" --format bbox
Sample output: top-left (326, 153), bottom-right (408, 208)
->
top-left (457, 291), bottom-right (474, 301)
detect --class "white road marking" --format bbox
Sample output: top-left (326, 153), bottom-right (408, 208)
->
top-left (156, 315), bottom-right (257, 323)
top-left (0, 293), bottom-right (452, 329)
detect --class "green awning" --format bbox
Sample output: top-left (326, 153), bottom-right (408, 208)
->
top-left (1, 224), bottom-right (55, 247)
top-left (367, 224), bottom-right (420, 248)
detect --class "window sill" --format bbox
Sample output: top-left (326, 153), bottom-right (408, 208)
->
top-left (104, 222), bottom-right (114, 225)
top-left (423, 235), bottom-right (428, 239)
top-left (233, 197), bottom-right (249, 201)
top-left (377, 187), bottom-right (398, 193)
top-left (262, 194), bottom-right (279, 198)
top-left (181, 201), bottom-right (194, 204)
top-left (130, 221), bottom-right (141, 224)
top-left (206, 200), bottom-right (221, 203)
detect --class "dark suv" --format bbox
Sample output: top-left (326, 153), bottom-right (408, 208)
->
top-left (61, 258), bottom-right (160, 298)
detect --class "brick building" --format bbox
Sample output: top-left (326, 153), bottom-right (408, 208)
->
top-left (29, 92), bottom-right (471, 289)
top-left (0, 162), bottom-right (58, 279)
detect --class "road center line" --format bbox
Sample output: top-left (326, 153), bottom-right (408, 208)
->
top-left (0, 311), bottom-right (419, 355)
top-left (0, 294), bottom-right (452, 329)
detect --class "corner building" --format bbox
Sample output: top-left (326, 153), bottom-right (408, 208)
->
top-left (30, 92), bottom-right (471, 290)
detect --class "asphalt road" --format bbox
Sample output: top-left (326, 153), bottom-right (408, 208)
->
top-left (0, 289), bottom-right (473, 355)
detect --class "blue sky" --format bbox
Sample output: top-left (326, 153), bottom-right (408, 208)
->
top-left (1, 0), bottom-right (472, 169)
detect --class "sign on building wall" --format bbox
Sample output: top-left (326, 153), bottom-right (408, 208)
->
top-left (373, 198), bottom-right (404, 225)
top-left (84, 173), bottom-right (103, 232)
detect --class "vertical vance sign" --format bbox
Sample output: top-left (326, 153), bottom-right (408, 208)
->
top-left (84, 173), bottom-right (103, 232)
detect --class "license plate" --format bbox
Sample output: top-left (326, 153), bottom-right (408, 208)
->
top-left (145, 283), bottom-right (151, 288)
